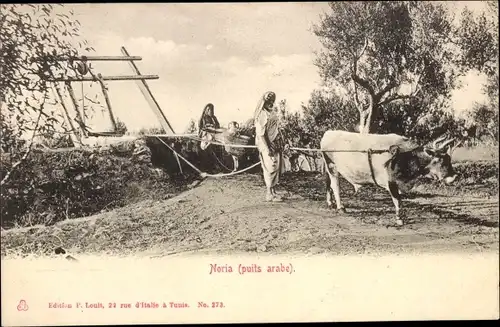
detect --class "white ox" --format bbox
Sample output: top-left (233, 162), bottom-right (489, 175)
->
top-left (320, 130), bottom-right (458, 226)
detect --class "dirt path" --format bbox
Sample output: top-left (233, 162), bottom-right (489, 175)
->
top-left (1, 173), bottom-right (498, 258)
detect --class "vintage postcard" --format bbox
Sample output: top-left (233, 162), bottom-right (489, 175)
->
top-left (1, 2), bottom-right (499, 325)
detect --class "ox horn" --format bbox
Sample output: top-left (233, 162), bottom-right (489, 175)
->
top-left (432, 134), bottom-right (448, 149)
top-left (436, 138), bottom-right (455, 152)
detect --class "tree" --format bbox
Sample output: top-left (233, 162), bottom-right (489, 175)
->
top-left (138, 126), bottom-right (165, 136)
top-left (277, 98), bottom-right (315, 171)
top-left (114, 118), bottom-right (128, 135)
top-left (183, 119), bottom-right (197, 134)
top-left (456, 6), bottom-right (498, 76)
top-left (301, 90), bottom-right (358, 146)
top-left (278, 99), bottom-right (303, 146)
top-left (451, 3), bottom-right (499, 143)
top-left (455, 3), bottom-right (499, 143)
top-left (1, 4), bottom-right (93, 185)
top-left (312, 2), bottom-right (457, 134)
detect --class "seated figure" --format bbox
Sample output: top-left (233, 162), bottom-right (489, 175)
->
top-left (197, 106), bottom-right (256, 173)
top-left (223, 121), bottom-right (252, 172)
top-left (198, 103), bottom-right (222, 150)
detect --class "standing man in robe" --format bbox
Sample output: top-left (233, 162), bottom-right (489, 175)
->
top-left (253, 91), bottom-right (285, 202)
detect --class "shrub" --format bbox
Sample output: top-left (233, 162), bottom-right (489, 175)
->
top-left (0, 139), bottom-right (181, 229)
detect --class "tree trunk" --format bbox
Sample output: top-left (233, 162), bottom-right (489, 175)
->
top-left (359, 110), bottom-right (369, 134)
top-left (368, 104), bottom-right (382, 134)
top-left (358, 95), bottom-right (375, 134)
top-left (359, 98), bottom-right (382, 135)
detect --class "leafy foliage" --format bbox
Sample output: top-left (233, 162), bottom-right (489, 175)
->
top-left (456, 4), bottom-right (498, 144)
top-left (114, 118), bottom-right (128, 135)
top-left (183, 119), bottom-right (197, 134)
top-left (1, 4), bottom-right (94, 185)
top-left (298, 1), bottom-right (498, 146)
top-left (456, 7), bottom-right (498, 76)
top-left (303, 90), bottom-right (358, 147)
top-left (137, 126), bottom-right (166, 136)
top-left (0, 142), bottom-right (179, 228)
top-left (312, 2), bottom-right (459, 133)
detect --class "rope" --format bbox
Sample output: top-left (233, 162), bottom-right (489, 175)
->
top-left (155, 137), bottom-right (203, 174)
top-left (211, 149), bottom-right (234, 172)
top-left (290, 147), bottom-right (388, 153)
top-left (148, 134), bottom-right (391, 154)
top-left (147, 133), bottom-right (198, 138)
top-left (149, 132), bottom-right (396, 182)
top-left (194, 137), bottom-right (258, 149)
top-left (366, 148), bottom-right (380, 187)
top-left (155, 136), bottom-right (262, 179)
top-left (201, 161), bottom-right (262, 178)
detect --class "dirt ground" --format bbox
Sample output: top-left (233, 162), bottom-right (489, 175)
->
top-left (2, 166), bottom-right (498, 258)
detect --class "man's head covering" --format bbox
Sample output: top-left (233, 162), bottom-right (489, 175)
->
top-left (253, 91), bottom-right (276, 122)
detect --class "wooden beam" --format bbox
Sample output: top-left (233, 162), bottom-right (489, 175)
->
top-left (47, 75), bottom-right (159, 82)
top-left (51, 83), bottom-right (82, 146)
top-left (35, 55), bottom-right (143, 62)
top-left (87, 131), bottom-right (123, 137)
top-left (120, 46), bottom-right (175, 135)
top-left (120, 46), bottom-right (180, 173)
top-left (65, 82), bottom-right (88, 137)
top-left (92, 73), bottom-right (118, 132)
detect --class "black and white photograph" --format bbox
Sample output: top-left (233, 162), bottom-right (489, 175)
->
top-left (1, 2), bottom-right (499, 325)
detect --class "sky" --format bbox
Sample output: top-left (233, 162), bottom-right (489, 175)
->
top-left (42, 2), bottom-right (493, 134)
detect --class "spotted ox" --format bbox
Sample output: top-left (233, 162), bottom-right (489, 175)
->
top-left (320, 130), bottom-right (458, 226)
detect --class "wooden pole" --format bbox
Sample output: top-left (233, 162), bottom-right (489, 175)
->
top-left (47, 75), bottom-right (159, 82)
top-left (81, 82), bottom-right (86, 127)
top-left (52, 83), bottom-right (82, 146)
top-left (92, 72), bottom-right (118, 132)
top-left (65, 81), bottom-right (88, 137)
top-left (120, 46), bottom-right (175, 134)
top-left (120, 47), bottom-right (181, 173)
top-left (34, 55), bottom-right (143, 62)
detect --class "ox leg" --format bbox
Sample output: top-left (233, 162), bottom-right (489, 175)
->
top-left (325, 170), bottom-right (334, 208)
top-left (232, 155), bottom-right (239, 172)
top-left (331, 171), bottom-right (345, 213)
top-left (322, 154), bottom-right (333, 208)
top-left (326, 164), bottom-right (345, 213)
top-left (388, 181), bottom-right (404, 226)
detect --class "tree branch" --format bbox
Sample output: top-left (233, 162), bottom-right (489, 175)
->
top-left (378, 90), bottom-right (421, 107)
top-left (1, 98), bottom-right (45, 186)
top-left (352, 79), bottom-right (361, 107)
top-left (356, 37), bottom-right (368, 62)
top-left (375, 78), bottom-right (398, 101)
top-left (351, 65), bottom-right (375, 98)
top-left (378, 59), bottom-right (424, 107)
top-left (350, 37), bottom-right (375, 97)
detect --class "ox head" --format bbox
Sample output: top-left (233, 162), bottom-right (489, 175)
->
top-left (422, 135), bottom-right (459, 185)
